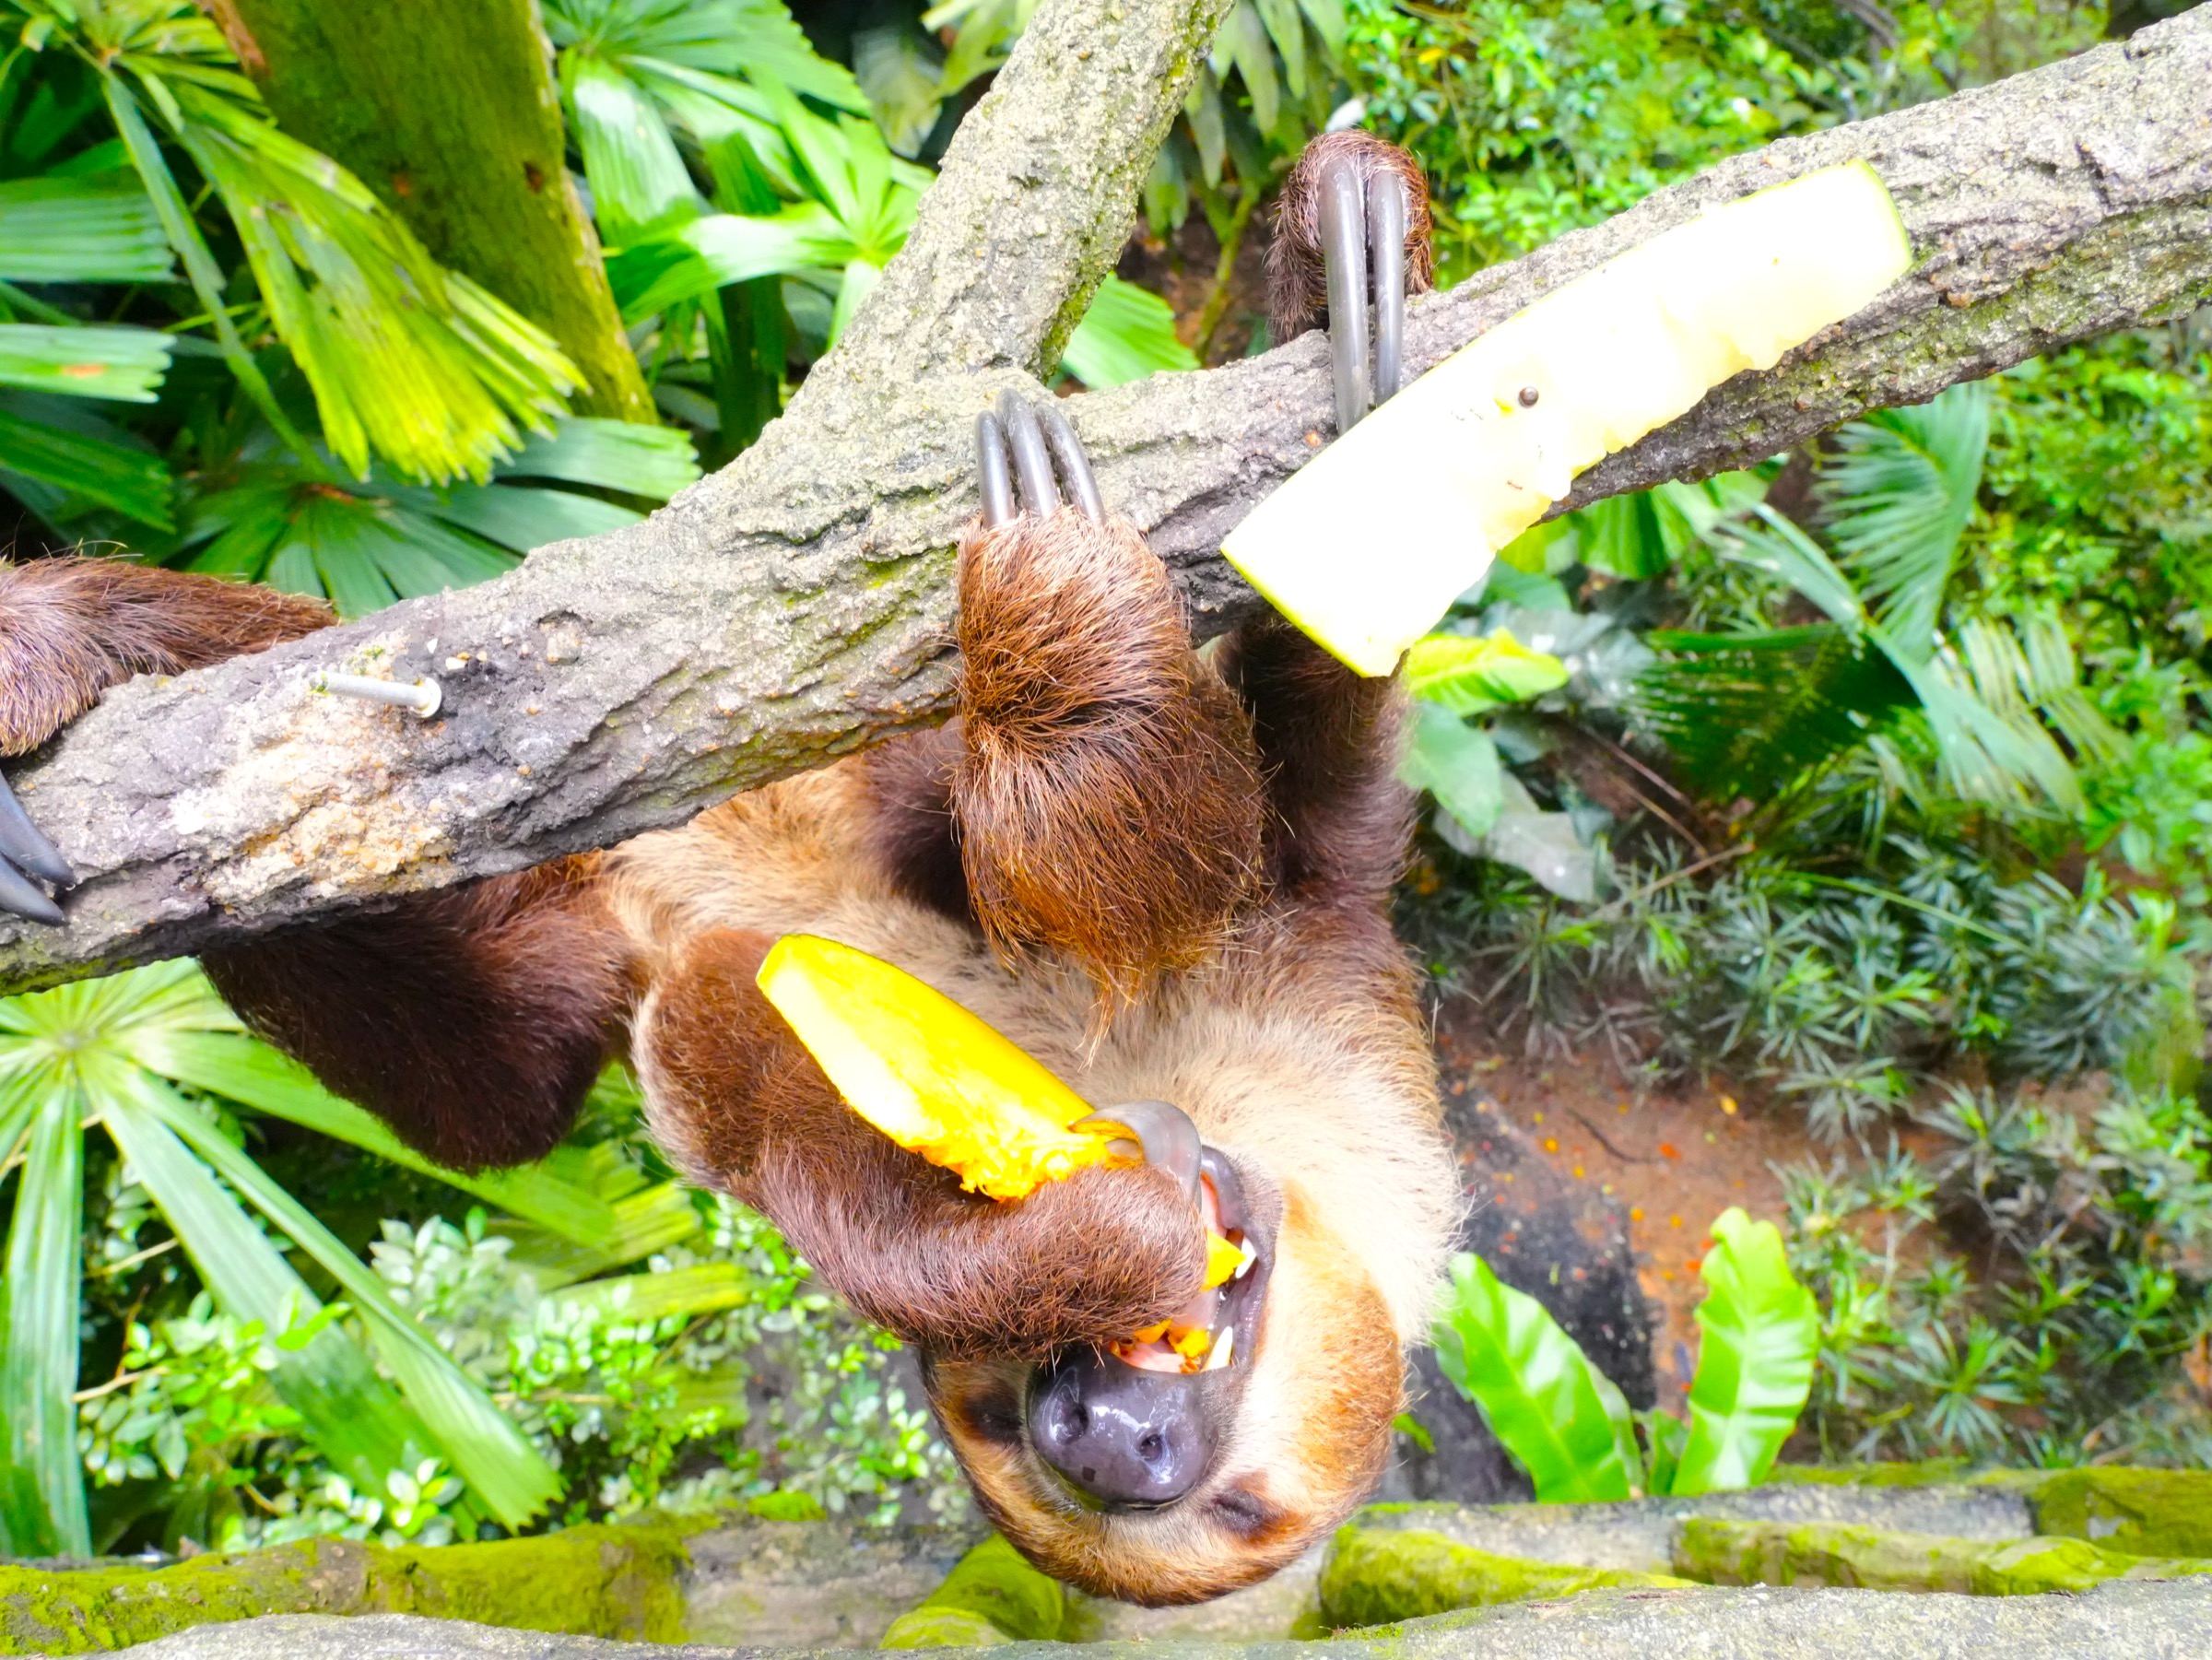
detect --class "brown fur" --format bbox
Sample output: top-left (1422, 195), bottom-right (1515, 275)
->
top-left (0, 558), bottom-right (330, 753)
top-left (634, 926), bottom-right (1206, 1358)
top-left (203, 857), bottom-right (633, 1171)
top-left (956, 510), bottom-right (1266, 1003)
top-left (1266, 128), bottom-right (1434, 347)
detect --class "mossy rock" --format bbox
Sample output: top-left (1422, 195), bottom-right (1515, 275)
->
top-left (1316, 1525), bottom-right (1690, 1628)
top-left (877, 1536), bottom-right (1063, 1646)
top-left (0, 1525), bottom-right (689, 1656)
top-left (2026, 1467), bottom-right (2212, 1558)
top-left (1675, 1516), bottom-right (2212, 1595)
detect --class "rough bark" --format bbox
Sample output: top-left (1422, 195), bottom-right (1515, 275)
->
top-left (2, 4), bottom-right (2208, 995)
top-left (211, 0), bottom-right (653, 422)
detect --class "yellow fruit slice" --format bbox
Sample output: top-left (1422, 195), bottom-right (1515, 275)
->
top-left (1223, 159), bottom-right (1913, 677)
top-left (756, 934), bottom-right (1114, 1201)
top-left (1201, 1232), bottom-right (1245, 1290)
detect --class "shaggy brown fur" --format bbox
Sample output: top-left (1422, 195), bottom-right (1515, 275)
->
top-left (203, 857), bottom-right (634, 1171)
top-left (1265, 128), bottom-right (1435, 347)
top-left (634, 926), bottom-right (1206, 1358)
top-left (0, 558), bottom-right (330, 753)
top-left (955, 510), bottom-right (1266, 1002)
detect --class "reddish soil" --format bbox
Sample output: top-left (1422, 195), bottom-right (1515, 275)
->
top-left (1431, 999), bottom-right (1804, 1415)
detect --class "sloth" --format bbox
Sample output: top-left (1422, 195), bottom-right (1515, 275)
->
top-left (0, 132), bottom-right (1453, 1606)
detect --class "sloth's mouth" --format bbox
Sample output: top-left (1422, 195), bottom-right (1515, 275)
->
top-left (1111, 1146), bottom-right (1271, 1375)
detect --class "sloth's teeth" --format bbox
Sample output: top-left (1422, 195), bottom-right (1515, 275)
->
top-left (1206, 1327), bottom-right (1236, 1372)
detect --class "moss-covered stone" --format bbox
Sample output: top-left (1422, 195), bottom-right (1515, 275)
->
top-left (877, 1536), bottom-right (1065, 1647)
top-left (1675, 1517), bottom-right (2212, 1595)
top-left (0, 1524), bottom-right (691, 1656)
top-left (2025, 1467), bottom-right (2212, 1558)
top-left (1317, 1525), bottom-right (1691, 1629)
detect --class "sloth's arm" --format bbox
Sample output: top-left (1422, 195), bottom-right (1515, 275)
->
top-left (637, 925), bottom-right (1206, 1357)
top-left (949, 412), bottom-right (1269, 997)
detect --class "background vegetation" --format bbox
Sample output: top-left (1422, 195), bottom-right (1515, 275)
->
top-left (0, 0), bottom-right (2204, 1559)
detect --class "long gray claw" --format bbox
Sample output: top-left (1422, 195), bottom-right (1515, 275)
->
top-left (1035, 403), bottom-right (1104, 524)
top-left (0, 772), bottom-right (70, 888)
top-left (976, 411), bottom-right (1016, 527)
top-left (1078, 1100), bottom-right (1204, 1207)
top-left (1316, 151), bottom-right (1371, 434)
top-left (994, 390), bottom-right (1062, 518)
top-left (0, 858), bottom-right (63, 926)
top-left (1368, 171), bottom-right (1408, 407)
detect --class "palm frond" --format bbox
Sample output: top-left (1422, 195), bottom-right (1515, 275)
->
top-left (0, 1078), bottom-right (90, 1555)
top-left (0, 392), bottom-right (173, 527)
top-left (1638, 624), bottom-right (1913, 802)
top-left (563, 54), bottom-right (702, 242)
top-left (1815, 380), bottom-right (1990, 661)
top-left (0, 172), bottom-right (172, 283)
top-left (0, 321), bottom-right (172, 401)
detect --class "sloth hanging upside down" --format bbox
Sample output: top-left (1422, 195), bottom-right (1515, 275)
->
top-left (0, 133), bottom-right (1456, 1606)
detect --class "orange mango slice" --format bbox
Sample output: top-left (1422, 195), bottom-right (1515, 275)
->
top-left (1202, 1232), bottom-right (1245, 1290)
top-left (756, 934), bottom-right (1117, 1201)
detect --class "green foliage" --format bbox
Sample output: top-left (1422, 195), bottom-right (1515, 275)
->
top-left (1781, 1079), bottom-right (2212, 1466)
top-left (1433, 1215), bottom-right (1818, 1499)
top-left (1431, 1253), bottom-right (1638, 1501)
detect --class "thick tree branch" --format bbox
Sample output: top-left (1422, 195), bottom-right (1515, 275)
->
top-left (3, 5), bottom-right (2208, 993)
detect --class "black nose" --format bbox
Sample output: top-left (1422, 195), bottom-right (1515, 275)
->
top-left (1028, 1348), bottom-right (1210, 1509)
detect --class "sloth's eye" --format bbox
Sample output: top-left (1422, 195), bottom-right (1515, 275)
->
top-left (1209, 1486), bottom-right (1284, 1539)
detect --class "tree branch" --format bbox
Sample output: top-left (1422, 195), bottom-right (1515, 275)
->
top-left (4, 5), bottom-right (2208, 994)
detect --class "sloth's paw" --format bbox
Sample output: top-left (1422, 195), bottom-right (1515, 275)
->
top-left (1267, 130), bottom-right (1435, 434)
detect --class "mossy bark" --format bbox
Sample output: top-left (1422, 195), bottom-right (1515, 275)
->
top-left (877, 1536), bottom-right (1065, 1647)
top-left (1317, 1526), bottom-right (1689, 1630)
top-left (1674, 1516), bottom-right (2212, 1595)
top-left (208, 0), bottom-right (653, 422)
top-left (0, 1525), bottom-right (688, 1656)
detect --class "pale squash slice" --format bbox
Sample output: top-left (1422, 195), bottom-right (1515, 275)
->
top-left (755, 934), bottom-right (1116, 1201)
top-left (1224, 159), bottom-right (1913, 676)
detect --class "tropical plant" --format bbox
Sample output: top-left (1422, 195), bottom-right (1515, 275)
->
top-left (1431, 1208), bottom-right (1818, 1500)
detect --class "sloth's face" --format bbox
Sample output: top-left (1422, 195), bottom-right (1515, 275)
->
top-left (922, 1159), bottom-right (1404, 1606)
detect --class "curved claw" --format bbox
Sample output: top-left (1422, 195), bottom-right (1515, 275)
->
top-left (0, 772), bottom-right (71, 888)
top-left (976, 411), bottom-right (1017, 527)
top-left (0, 858), bottom-right (63, 926)
top-left (1368, 171), bottom-right (1409, 407)
top-left (1035, 402), bottom-right (1104, 524)
top-left (1315, 149), bottom-right (1371, 434)
top-left (994, 389), bottom-right (1062, 518)
top-left (1077, 1099), bottom-right (1203, 1207)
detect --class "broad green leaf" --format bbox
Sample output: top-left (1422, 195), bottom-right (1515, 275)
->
top-left (1405, 630), bottom-right (1568, 717)
top-left (1817, 381), bottom-right (1989, 663)
top-left (1295, 0), bottom-right (1348, 57)
top-left (546, 0), bottom-right (867, 114)
top-left (1060, 276), bottom-right (1199, 389)
top-left (496, 417), bottom-right (701, 500)
top-left (1253, 0), bottom-right (1309, 97)
top-left (152, 1085), bottom-right (559, 1526)
top-left (0, 395), bottom-right (173, 526)
top-left (0, 322), bottom-right (172, 402)
top-left (924, 0), bottom-right (1036, 96)
top-left (1398, 701), bottom-right (1503, 842)
top-left (1672, 1207), bottom-right (1818, 1496)
top-left (0, 174), bottom-right (172, 283)
top-left (1482, 774), bottom-right (1599, 903)
top-left (564, 54), bottom-right (700, 242)
top-left (606, 206), bottom-right (846, 323)
top-left (852, 25), bottom-right (944, 158)
top-left (1431, 1253), bottom-right (1635, 1502)
top-left (0, 1089), bottom-right (90, 1555)
top-left (1212, 4), bottom-right (1281, 135)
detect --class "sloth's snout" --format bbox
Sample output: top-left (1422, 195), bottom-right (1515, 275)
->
top-left (1030, 1347), bottom-right (1210, 1509)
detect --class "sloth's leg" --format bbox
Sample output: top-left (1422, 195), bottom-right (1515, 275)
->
top-left (635, 924), bottom-right (1206, 1357)
top-left (1265, 130), bottom-right (1435, 434)
top-left (950, 392), bottom-right (1266, 997)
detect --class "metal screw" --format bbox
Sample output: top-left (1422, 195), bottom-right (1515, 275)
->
top-left (311, 672), bottom-right (442, 718)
